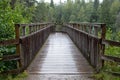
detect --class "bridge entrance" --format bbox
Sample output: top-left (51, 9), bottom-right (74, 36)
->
top-left (0, 23), bottom-right (119, 79)
top-left (25, 32), bottom-right (94, 80)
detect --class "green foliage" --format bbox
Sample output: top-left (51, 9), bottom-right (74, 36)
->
top-left (0, 0), bottom-right (35, 40)
top-left (115, 12), bottom-right (120, 32)
top-left (94, 71), bottom-right (120, 80)
top-left (90, 0), bottom-right (99, 22)
top-left (0, 46), bottom-right (16, 72)
top-left (50, 0), bottom-right (54, 8)
top-left (105, 46), bottom-right (120, 58)
top-left (105, 28), bottom-right (120, 57)
top-left (0, 71), bottom-right (28, 80)
top-left (0, 0), bottom-right (15, 40)
top-left (0, 0), bottom-right (35, 72)
top-left (103, 62), bottom-right (120, 72)
top-left (32, 1), bottom-right (49, 22)
top-left (103, 28), bottom-right (120, 78)
top-left (100, 0), bottom-right (111, 26)
top-left (0, 0), bottom-right (120, 78)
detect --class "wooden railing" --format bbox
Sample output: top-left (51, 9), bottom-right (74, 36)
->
top-left (63, 22), bottom-right (120, 72)
top-left (0, 23), bottom-right (55, 73)
top-left (101, 40), bottom-right (120, 62)
top-left (0, 22), bottom-right (119, 74)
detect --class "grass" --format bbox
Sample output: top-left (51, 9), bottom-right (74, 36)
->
top-left (0, 71), bottom-right (28, 80)
top-left (94, 62), bottom-right (120, 80)
top-left (94, 71), bottom-right (120, 80)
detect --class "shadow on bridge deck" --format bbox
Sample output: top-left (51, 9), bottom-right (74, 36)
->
top-left (25, 32), bottom-right (95, 80)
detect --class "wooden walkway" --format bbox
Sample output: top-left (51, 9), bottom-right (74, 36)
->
top-left (25, 33), bottom-right (94, 80)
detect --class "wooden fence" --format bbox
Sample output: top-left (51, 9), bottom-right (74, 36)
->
top-left (0, 23), bottom-right (55, 73)
top-left (63, 22), bottom-right (120, 72)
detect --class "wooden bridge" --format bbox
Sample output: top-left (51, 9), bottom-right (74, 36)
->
top-left (0, 22), bottom-right (120, 79)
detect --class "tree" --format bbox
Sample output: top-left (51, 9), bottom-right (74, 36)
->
top-left (54, 5), bottom-right (62, 23)
top-left (110, 0), bottom-right (120, 26)
top-left (32, 1), bottom-right (48, 22)
top-left (115, 12), bottom-right (120, 32)
top-left (50, 0), bottom-right (54, 8)
top-left (0, 0), bottom-right (35, 72)
top-left (100, 0), bottom-right (112, 27)
top-left (10, 0), bottom-right (17, 9)
top-left (90, 0), bottom-right (99, 22)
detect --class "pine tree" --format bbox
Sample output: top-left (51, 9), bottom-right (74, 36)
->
top-left (50, 0), bottom-right (54, 8)
top-left (90, 0), bottom-right (99, 22)
top-left (100, 0), bottom-right (112, 26)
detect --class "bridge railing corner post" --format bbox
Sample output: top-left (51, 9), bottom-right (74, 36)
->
top-left (99, 23), bottom-right (106, 71)
top-left (15, 24), bottom-right (23, 70)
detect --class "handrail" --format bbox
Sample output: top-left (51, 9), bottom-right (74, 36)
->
top-left (67, 22), bottom-right (106, 39)
top-left (0, 39), bottom-right (18, 46)
top-left (0, 54), bottom-right (20, 62)
top-left (15, 23), bottom-right (53, 37)
top-left (102, 39), bottom-right (120, 47)
top-left (63, 23), bottom-right (102, 72)
top-left (101, 55), bottom-right (120, 63)
top-left (63, 22), bottom-right (120, 73)
top-left (64, 24), bottom-right (100, 39)
top-left (0, 22), bottom-right (55, 74)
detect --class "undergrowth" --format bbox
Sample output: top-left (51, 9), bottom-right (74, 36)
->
top-left (94, 62), bottom-right (120, 80)
top-left (0, 71), bottom-right (28, 80)
top-left (94, 71), bottom-right (120, 80)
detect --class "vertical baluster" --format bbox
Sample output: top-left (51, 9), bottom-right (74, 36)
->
top-left (39, 24), bottom-right (40, 30)
top-left (33, 24), bottom-right (36, 32)
top-left (29, 25), bottom-right (32, 34)
top-left (94, 26), bottom-right (99, 37)
top-left (22, 26), bottom-right (25, 36)
top-left (36, 24), bottom-right (37, 31)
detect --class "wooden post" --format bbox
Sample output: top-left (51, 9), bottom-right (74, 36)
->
top-left (15, 24), bottom-right (22, 69)
top-left (97, 23), bottom-right (106, 72)
top-left (101, 24), bottom-right (106, 39)
top-left (101, 23), bottom-right (106, 65)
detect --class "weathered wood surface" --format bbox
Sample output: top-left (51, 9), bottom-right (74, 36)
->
top-left (102, 39), bottom-right (120, 47)
top-left (63, 24), bottom-right (102, 71)
top-left (24, 33), bottom-right (94, 80)
top-left (101, 55), bottom-right (120, 63)
top-left (0, 39), bottom-right (18, 46)
top-left (0, 54), bottom-right (20, 61)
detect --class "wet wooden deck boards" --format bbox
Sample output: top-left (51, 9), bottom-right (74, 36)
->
top-left (25, 33), bottom-right (95, 80)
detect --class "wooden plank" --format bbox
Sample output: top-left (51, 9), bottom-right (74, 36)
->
top-left (24, 32), bottom-right (94, 80)
top-left (101, 55), bottom-right (120, 63)
top-left (0, 54), bottom-right (20, 61)
top-left (102, 40), bottom-right (120, 47)
top-left (26, 33), bottom-right (94, 74)
top-left (0, 39), bottom-right (18, 46)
